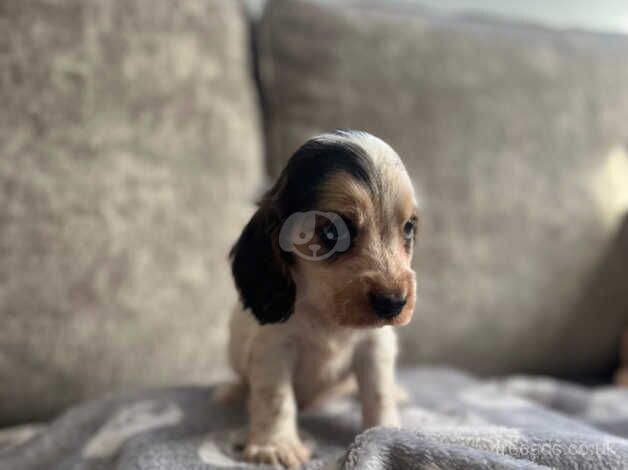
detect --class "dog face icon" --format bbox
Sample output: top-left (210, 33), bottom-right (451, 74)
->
top-left (279, 211), bottom-right (351, 261)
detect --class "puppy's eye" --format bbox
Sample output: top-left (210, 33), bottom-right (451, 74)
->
top-left (318, 216), bottom-right (353, 253)
top-left (320, 223), bottom-right (339, 245)
top-left (403, 218), bottom-right (416, 242)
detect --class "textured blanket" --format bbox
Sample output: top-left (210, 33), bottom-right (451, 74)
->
top-left (2, 367), bottom-right (628, 469)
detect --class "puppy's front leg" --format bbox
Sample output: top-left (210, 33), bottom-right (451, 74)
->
top-left (244, 339), bottom-right (310, 468)
top-left (353, 327), bottom-right (400, 429)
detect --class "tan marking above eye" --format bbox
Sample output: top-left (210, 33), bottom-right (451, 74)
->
top-left (318, 172), bottom-right (373, 227)
top-left (319, 208), bottom-right (362, 231)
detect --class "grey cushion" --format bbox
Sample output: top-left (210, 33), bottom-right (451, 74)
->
top-left (0, 0), bottom-right (263, 425)
top-left (258, 0), bottom-right (628, 376)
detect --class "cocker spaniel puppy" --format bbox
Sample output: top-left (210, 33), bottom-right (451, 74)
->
top-left (228, 130), bottom-right (418, 467)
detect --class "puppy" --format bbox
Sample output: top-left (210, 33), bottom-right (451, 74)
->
top-left (228, 130), bottom-right (418, 467)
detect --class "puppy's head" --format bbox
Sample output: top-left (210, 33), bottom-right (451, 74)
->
top-left (230, 130), bottom-right (418, 327)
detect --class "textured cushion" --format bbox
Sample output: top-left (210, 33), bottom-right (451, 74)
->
top-left (0, 0), bottom-right (263, 424)
top-left (258, 0), bottom-right (628, 376)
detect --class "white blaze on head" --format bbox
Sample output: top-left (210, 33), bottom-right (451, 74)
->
top-left (313, 130), bottom-right (417, 208)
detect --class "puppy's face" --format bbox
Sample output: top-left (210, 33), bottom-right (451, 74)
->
top-left (231, 130), bottom-right (418, 327)
top-left (288, 163), bottom-right (417, 327)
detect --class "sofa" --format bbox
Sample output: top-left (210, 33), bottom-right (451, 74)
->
top-left (1, 0), bottom-right (627, 435)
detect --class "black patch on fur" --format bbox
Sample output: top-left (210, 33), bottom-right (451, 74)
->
top-left (230, 207), bottom-right (295, 324)
top-left (230, 130), bottom-right (377, 324)
top-left (275, 132), bottom-right (376, 216)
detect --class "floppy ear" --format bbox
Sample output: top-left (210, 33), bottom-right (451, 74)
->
top-left (230, 205), bottom-right (295, 324)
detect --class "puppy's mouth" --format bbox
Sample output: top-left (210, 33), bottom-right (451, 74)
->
top-left (331, 276), bottom-right (416, 328)
top-left (366, 270), bottom-right (416, 326)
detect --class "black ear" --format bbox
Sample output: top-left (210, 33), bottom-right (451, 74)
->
top-left (230, 205), bottom-right (295, 324)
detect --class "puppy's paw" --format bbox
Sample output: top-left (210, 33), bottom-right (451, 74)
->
top-left (243, 439), bottom-right (311, 468)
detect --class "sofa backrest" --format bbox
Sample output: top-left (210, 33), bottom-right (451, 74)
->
top-left (0, 0), bottom-right (263, 425)
top-left (257, 0), bottom-right (628, 376)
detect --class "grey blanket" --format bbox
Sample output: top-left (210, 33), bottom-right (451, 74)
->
top-left (2, 367), bottom-right (628, 469)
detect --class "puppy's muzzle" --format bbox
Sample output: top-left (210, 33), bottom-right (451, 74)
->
top-left (369, 292), bottom-right (407, 319)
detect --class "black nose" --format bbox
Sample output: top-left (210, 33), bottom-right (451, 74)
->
top-left (369, 292), bottom-right (407, 319)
